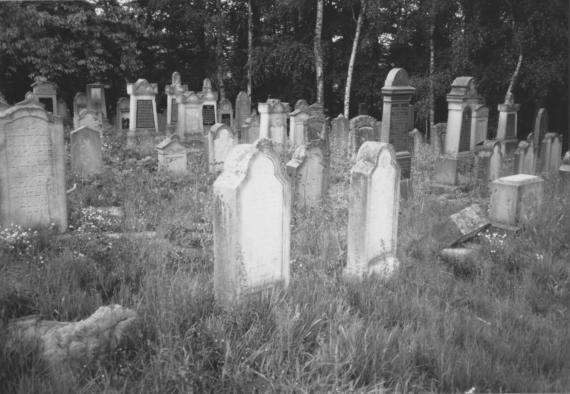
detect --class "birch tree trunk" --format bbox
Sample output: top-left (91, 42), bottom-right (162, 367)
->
top-left (215, 0), bottom-right (225, 99)
top-left (429, 0), bottom-right (436, 131)
top-left (343, 1), bottom-right (365, 118)
top-left (247, 0), bottom-right (253, 97)
top-left (505, 52), bottom-right (523, 101)
top-left (314, 0), bottom-right (324, 104)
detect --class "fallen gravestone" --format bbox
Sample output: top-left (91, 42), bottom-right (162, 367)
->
top-left (431, 204), bottom-right (490, 247)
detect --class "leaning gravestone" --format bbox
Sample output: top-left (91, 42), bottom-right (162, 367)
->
top-left (235, 91), bottom-right (251, 136)
top-left (213, 139), bottom-right (291, 306)
top-left (0, 103), bottom-right (67, 232)
top-left (345, 142), bottom-right (400, 279)
top-left (208, 123), bottom-right (237, 173)
top-left (286, 141), bottom-right (328, 208)
top-left (70, 126), bottom-right (103, 177)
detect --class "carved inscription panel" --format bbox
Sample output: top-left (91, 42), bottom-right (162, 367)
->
top-left (5, 119), bottom-right (54, 226)
top-left (389, 103), bottom-right (410, 152)
top-left (136, 99), bottom-right (154, 129)
top-left (239, 154), bottom-right (284, 290)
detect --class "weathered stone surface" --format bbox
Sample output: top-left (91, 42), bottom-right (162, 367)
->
top-left (208, 123), bottom-right (237, 173)
top-left (6, 305), bottom-right (137, 372)
top-left (70, 126), bottom-right (104, 177)
top-left (431, 204), bottom-right (490, 247)
top-left (489, 174), bottom-right (544, 230)
top-left (156, 136), bottom-right (188, 173)
top-left (0, 104), bottom-right (67, 232)
top-left (213, 139), bottom-right (291, 305)
top-left (286, 141), bottom-right (328, 208)
top-left (345, 142), bottom-right (400, 279)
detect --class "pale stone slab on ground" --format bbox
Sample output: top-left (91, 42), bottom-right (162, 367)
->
top-left (345, 141), bottom-right (400, 279)
top-left (70, 126), bottom-right (103, 177)
top-left (432, 204), bottom-right (490, 247)
top-left (6, 305), bottom-right (137, 374)
top-left (0, 104), bottom-right (67, 232)
top-left (213, 139), bottom-right (290, 305)
top-left (489, 174), bottom-right (544, 230)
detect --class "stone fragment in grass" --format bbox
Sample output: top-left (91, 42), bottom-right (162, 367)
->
top-left (6, 304), bottom-right (137, 374)
top-left (439, 247), bottom-right (481, 279)
top-left (431, 204), bottom-right (490, 247)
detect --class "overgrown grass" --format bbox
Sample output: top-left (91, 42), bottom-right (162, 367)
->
top-left (1, 136), bottom-right (569, 393)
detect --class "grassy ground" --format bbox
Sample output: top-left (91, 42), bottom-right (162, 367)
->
top-left (1, 129), bottom-right (569, 393)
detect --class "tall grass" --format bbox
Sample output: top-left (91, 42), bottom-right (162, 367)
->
top-left (1, 136), bottom-right (569, 393)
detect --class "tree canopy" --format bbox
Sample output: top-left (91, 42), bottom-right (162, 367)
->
top-left (0, 0), bottom-right (568, 139)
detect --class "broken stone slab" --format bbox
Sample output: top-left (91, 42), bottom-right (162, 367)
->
top-left (431, 204), bottom-right (490, 247)
top-left (103, 231), bottom-right (156, 240)
top-left (439, 246), bottom-right (483, 279)
top-left (5, 305), bottom-right (137, 373)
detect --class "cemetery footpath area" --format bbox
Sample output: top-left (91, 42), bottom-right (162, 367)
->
top-left (1, 123), bottom-right (570, 393)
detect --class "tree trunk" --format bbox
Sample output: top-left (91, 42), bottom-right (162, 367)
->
top-left (215, 0), bottom-right (225, 99)
top-left (505, 52), bottom-right (523, 101)
top-left (343, 1), bottom-right (365, 118)
top-left (428, 0), bottom-right (436, 133)
top-left (314, 0), bottom-right (324, 104)
top-left (247, 0), bottom-right (253, 97)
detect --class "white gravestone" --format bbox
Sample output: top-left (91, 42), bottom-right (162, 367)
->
top-left (489, 174), bottom-right (544, 230)
top-left (235, 91), bottom-right (251, 136)
top-left (156, 136), bottom-right (188, 173)
top-left (286, 142), bottom-right (328, 208)
top-left (209, 123), bottom-right (237, 173)
top-left (76, 109), bottom-right (103, 135)
top-left (241, 110), bottom-right (260, 144)
top-left (0, 104), bottom-right (67, 232)
top-left (70, 126), bottom-right (104, 177)
top-left (213, 139), bottom-right (291, 305)
top-left (345, 142), bottom-right (400, 279)
top-left (488, 141), bottom-right (503, 181)
top-left (331, 114), bottom-right (349, 156)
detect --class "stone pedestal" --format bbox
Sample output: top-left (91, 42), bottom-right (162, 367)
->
top-left (496, 96), bottom-right (520, 154)
top-left (489, 174), bottom-right (544, 230)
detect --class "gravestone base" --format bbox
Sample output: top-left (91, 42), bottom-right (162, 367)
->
top-left (489, 174), bottom-right (544, 230)
top-left (343, 253), bottom-right (399, 280)
top-left (434, 156), bottom-right (459, 185)
top-left (400, 178), bottom-right (413, 200)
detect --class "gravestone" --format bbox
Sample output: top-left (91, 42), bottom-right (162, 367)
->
top-left (177, 91), bottom-right (203, 140)
top-left (289, 107), bottom-right (311, 148)
top-left (213, 139), bottom-right (291, 305)
top-left (235, 91), bottom-right (251, 136)
top-left (218, 97), bottom-right (234, 128)
top-left (126, 79), bottom-right (159, 133)
top-left (514, 140), bottom-right (536, 175)
top-left (294, 99), bottom-right (309, 111)
top-left (31, 77), bottom-right (57, 115)
top-left (533, 108), bottom-right (548, 150)
top-left (0, 94), bottom-right (9, 112)
top-left (73, 92), bottom-right (87, 117)
top-left (115, 97), bottom-right (130, 130)
top-left (165, 72), bottom-right (188, 130)
top-left (76, 109), bottom-right (103, 135)
top-left (496, 92), bottom-right (520, 153)
top-left (473, 105), bottom-right (489, 144)
top-left (208, 123), bottom-right (237, 173)
top-left (241, 110), bottom-right (260, 144)
top-left (349, 115), bottom-right (378, 155)
top-left (259, 99), bottom-right (289, 150)
top-left (156, 136), bottom-right (188, 173)
top-left (86, 82), bottom-right (109, 120)
top-left (540, 133), bottom-right (562, 174)
top-left (0, 104), bottom-right (67, 232)
top-left (200, 78), bottom-right (218, 133)
top-left (57, 98), bottom-right (71, 127)
top-left (434, 76), bottom-right (484, 185)
top-left (488, 141), bottom-right (503, 181)
top-left (345, 142), bottom-right (400, 279)
top-left (70, 126), bottom-right (103, 177)
top-left (331, 114), bottom-right (349, 156)
top-left (286, 141), bottom-right (328, 208)
top-left (305, 115), bottom-right (326, 142)
top-left (489, 174), bottom-right (544, 230)
top-left (409, 129), bottom-right (423, 156)
top-left (431, 123), bottom-right (447, 156)
top-left (307, 102), bottom-right (324, 117)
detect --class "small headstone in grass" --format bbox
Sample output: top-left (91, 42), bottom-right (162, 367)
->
top-left (489, 174), bottom-right (544, 231)
top-left (431, 204), bottom-right (490, 247)
top-left (258, 99), bottom-right (289, 151)
top-left (208, 123), bottom-right (237, 173)
top-left (0, 103), bottom-right (67, 232)
top-left (156, 135), bottom-right (188, 173)
top-left (235, 91), bottom-right (251, 136)
top-left (70, 126), bottom-right (104, 177)
top-left (331, 114), bottom-right (349, 156)
top-left (349, 114), bottom-right (378, 155)
top-left (241, 109), bottom-right (260, 144)
top-left (286, 140), bottom-right (328, 208)
top-left (488, 141), bottom-right (503, 181)
top-left (344, 141), bottom-right (400, 279)
top-left (213, 138), bottom-right (291, 305)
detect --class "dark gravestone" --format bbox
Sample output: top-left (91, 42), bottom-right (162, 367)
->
top-left (121, 118), bottom-right (130, 130)
top-left (506, 113), bottom-right (516, 139)
top-left (203, 105), bottom-right (216, 126)
top-left (221, 113), bottom-right (231, 127)
top-left (389, 102), bottom-right (410, 152)
top-left (171, 98), bottom-right (178, 124)
top-left (136, 99), bottom-right (154, 129)
top-left (458, 107), bottom-right (472, 152)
